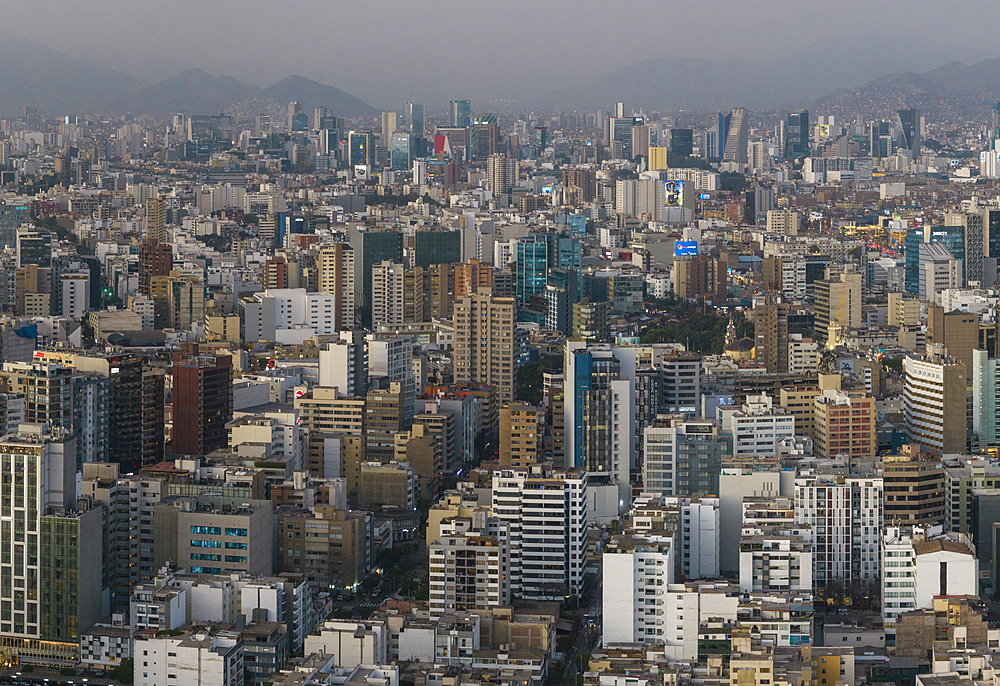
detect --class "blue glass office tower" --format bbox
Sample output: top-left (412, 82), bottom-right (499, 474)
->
top-left (556, 237), bottom-right (582, 271)
top-left (405, 102), bottom-right (424, 138)
top-left (567, 215), bottom-right (587, 236)
top-left (897, 108), bottom-right (921, 157)
top-left (904, 228), bottom-right (923, 294)
top-left (928, 225), bottom-right (966, 281)
top-left (785, 110), bottom-right (809, 159)
top-left (449, 100), bottom-right (471, 128)
top-left (517, 236), bottom-right (548, 302)
top-left (390, 133), bottom-right (414, 171)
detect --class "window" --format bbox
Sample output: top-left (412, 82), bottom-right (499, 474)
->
top-left (190, 540), bottom-right (221, 548)
top-left (225, 541), bottom-right (247, 550)
top-left (225, 528), bottom-right (248, 537)
top-left (191, 526), bottom-right (221, 535)
top-left (191, 553), bottom-right (221, 561)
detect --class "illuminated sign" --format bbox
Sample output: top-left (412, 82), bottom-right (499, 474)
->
top-left (665, 180), bottom-right (684, 207)
top-left (698, 193), bottom-right (711, 200)
top-left (541, 186), bottom-right (553, 194)
top-left (675, 241), bottom-right (698, 256)
top-left (819, 124), bottom-right (830, 137)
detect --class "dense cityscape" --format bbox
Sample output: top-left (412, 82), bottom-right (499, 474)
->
top-left (2, 30), bottom-right (1000, 686)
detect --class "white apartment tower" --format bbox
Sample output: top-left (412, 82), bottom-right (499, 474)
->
top-left (371, 261), bottom-right (405, 328)
top-left (491, 466), bottom-right (588, 600)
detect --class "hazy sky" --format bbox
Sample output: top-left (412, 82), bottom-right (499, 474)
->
top-left (5, 0), bottom-right (1000, 109)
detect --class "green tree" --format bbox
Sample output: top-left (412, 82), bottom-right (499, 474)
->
top-left (516, 359), bottom-right (544, 405)
top-left (107, 658), bottom-right (134, 684)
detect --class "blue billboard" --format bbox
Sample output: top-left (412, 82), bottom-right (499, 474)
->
top-left (675, 241), bottom-right (698, 256)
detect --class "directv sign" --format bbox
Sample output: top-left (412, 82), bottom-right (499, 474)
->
top-left (675, 241), bottom-right (698, 256)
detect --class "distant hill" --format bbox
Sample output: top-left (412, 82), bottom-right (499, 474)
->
top-left (530, 35), bottom-right (992, 112)
top-left (127, 69), bottom-right (261, 115)
top-left (253, 75), bottom-right (378, 118)
top-left (798, 59), bottom-right (1000, 121)
top-left (0, 32), bottom-right (376, 119)
top-left (0, 32), bottom-right (141, 116)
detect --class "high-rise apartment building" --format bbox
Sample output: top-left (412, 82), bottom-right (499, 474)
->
top-left (814, 272), bottom-right (862, 346)
top-left (365, 383), bottom-right (404, 462)
top-left (402, 266), bottom-right (425, 323)
top-left (453, 292), bottom-right (517, 404)
top-left (643, 417), bottom-right (726, 497)
top-left (812, 389), bottom-right (877, 461)
top-left (425, 263), bottom-right (453, 319)
top-left (316, 242), bottom-right (355, 331)
top-left (1, 360), bottom-right (109, 466)
top-left (371, 261), bottom-right (404, 329)
top-left (0, 424), bottom-right (104, 664)
top-left (499, 403), bottom-right (542, 467)
top-left (752, 294), bottom-right (789, 373)
top-left (486, 153), bottom-right (516, 195)
top-left (453, 259), bottom-right (492, 297)
top-left (145, 197), bottom-right (167, 243)
top-left (927, 305), bottom-right (977, 371)
top-left (572, 299), bottom-right (609, 342)
top-left (171, 345), bottom-right (234, 456)
top-left (138, 239), bottom-right (172, 297)
top-left (883, 451), bottom-right (945, 526)
top-left (793, 475), bottom-right (883, 587)
top-left (491, 466), bottom-right (588, 600)
top-left (318, 332), bottom-right (367, 397)
top-left (428, 521), bottom-right (509, 616)
top-left (918, 242), bottom-right (962, 304)
top-left (72, 352), bottom-right (146, 473)
top-left (903, 350), bottom-right (967, 454)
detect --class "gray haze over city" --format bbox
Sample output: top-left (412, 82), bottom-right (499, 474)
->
top-left (5, 0), bottom-right (1000, 109)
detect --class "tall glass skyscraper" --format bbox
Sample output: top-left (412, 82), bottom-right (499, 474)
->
top-left (785, 110), bottom-right (810, 159)
top-left (904, 228), bottom-right (923, 294)
top-left (897, 108), bottom-right (921, 157)
top-left (405, 102), bottom-right (424, 137)
top-left (449, 100), bottom-right (471, 128)
top-left (390, 133), bottom-right (414, 171)
top-left (516, 236), bottom-right (548, 302)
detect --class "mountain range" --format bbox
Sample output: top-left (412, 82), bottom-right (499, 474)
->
top-left (530, 35), bottom-right (996, 114)
top-left (0, 32), bottom-right (377, 118)
top-left (3, 30), bottom-right (1000, 120)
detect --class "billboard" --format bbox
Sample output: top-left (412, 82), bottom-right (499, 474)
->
top-left (354, 164), bottom-right (369, 181)
top-left (698, 193), bottom-right (711, 200)
top-left (665, 180), bottom-right (684, 207)
top-left (675, 241), bottom-right (698, 256)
